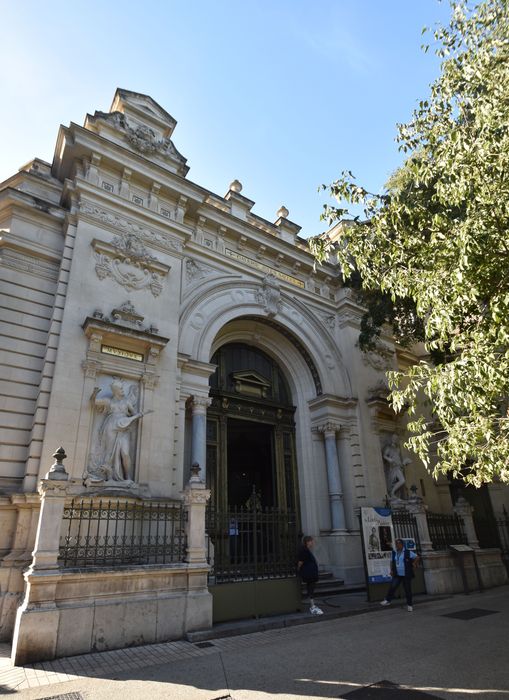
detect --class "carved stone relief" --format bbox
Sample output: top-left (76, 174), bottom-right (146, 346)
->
top-left (93, 232), bottom-right (170, 297)
top-left (85, 377), bottom-right (153, 486)
top-left (256, 274), bottom-right (281, 317)
top-left (185, 258), bottom-right (217, 285)
top-left (362, 343), bottom-right (395, 371)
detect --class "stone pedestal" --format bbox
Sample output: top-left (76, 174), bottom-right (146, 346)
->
top-left (405, 496), bottom-right (434, 552)
top-left (11, 448), bottom-right (69, 665)
top-left (453, 496), bottom-right (480, 549)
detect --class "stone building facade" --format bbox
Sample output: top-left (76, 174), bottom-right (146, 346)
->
top-left (0, 90), bottom-right (507, 660)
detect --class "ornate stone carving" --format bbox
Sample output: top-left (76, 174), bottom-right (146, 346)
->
top-left (362, 343), bottom-right (394, 371)
top-left (256, 274), bottom-right (281, 317)
top-left (111, 300), bottom-right (144, 328)
top-left (319, 313), bottom-right (336, 332)
top-left (82, 359), bottom-right (101, 379)
top-left (93, 232), bottom-right (169, 297)
top-left (86, 378), bottom-right (153, 486)
top-left (367, 379), bottom-right (390, 401)
top-left (185, 258), bottom-right (217, 284)
top-left (80, 202), bottom-right (182, 254)
top-left (315, 421), bottom-right (341, 436)
top-left (125, 121), bottom-right (181, 159)
top-left (382, 433), bottom-right (410, 502)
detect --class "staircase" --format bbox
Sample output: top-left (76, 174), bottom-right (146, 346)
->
top-left (301, 571), bottom-right (365, 598)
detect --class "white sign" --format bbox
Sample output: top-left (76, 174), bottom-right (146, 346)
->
top-left (361, 507), bottom-right (394, 583)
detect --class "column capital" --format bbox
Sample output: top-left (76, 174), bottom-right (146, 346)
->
top-left (190, 396), bottom-right (212, 415)
top-left (314, 421), bottom-right (341, 437)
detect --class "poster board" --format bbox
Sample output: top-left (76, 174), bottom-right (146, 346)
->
top-left (360, 507), bottom-right (426, 601)
top-left (361, 506), bottom-right (394, 584)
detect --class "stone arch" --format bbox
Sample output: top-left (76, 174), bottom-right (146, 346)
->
top-left (179, 279), bottom-right (352, 398)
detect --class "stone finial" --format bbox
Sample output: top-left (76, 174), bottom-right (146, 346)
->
top-left (276, 205), bottom-right (289, 219)
top-left (46, 446), bottom-right (69, 481)
top-left (229, 179), bottom-right (243, 193)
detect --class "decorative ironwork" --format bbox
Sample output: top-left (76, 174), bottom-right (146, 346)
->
top-left (59, 498), bottom-right (186, 567)
top-left (426, 511), bottom-right (467, 550)
top-left (392, 509), bottom-right (421, 550)
top-left (206, 501), bottom-right (298, 584)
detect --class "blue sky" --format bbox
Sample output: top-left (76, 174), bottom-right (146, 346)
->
top-left (0, 1), bottom-right (451, 237)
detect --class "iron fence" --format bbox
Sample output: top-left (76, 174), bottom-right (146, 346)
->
top-left (59, 498), bottom-right (186, 567)
top-left (426, 511), bottom-right (467, 550)
top-left (206, 504), bottom-right (298, 584)
top-left (392, 509), bottom-right (421, 551)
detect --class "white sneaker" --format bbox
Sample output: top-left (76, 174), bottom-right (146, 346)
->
top-left (310, 605), bottom-right (323, 615)
top-left (407, 605), bottom-right (413, 612)
top-left (380, 600), bottom-right (391, 606)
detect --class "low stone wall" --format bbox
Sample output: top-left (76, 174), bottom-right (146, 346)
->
top-left (11, 563), bottom-right (211, 665)
top-left (422, 548), bottom-right (508, 595)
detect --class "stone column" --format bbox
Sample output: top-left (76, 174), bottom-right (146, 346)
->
top-left (405, 496), bottom-right (434, 552)
top-left (11, 447), bottom-right (69, 665)
top-left (183, 463), bottom-right (211, 564)
top-left (315, 422), bottom-right (346, 531)
top-left (190, 396), bottom-right (211, 481)
top-left (454, 496), bottom-right (480, 549)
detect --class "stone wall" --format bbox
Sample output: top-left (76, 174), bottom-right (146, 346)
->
top-left (11, 564), bottom-right (211, 664)
top-left (422, 548), bottom-right (508, 595)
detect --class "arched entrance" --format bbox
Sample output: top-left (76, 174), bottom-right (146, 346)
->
top-left (206, 342), bottom-right (299, 515)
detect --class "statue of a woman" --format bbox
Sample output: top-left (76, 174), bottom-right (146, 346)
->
top-left (90, 379), bottom-right (151, 483)
top-left (382, 433), bottom-right (411, 500)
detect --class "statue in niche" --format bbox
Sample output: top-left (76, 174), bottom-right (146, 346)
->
top-left (88, 379), bottom-right (152, 485)
top-left (382, 433), bottom-right (410, 501)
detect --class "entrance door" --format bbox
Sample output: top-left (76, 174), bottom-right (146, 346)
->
top-left (227, 418), bottom-right (275, 507)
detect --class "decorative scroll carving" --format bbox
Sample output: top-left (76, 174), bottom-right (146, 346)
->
top-left (93, 232), bottom-right (170, 297)
top-left (255, 274), bottom-right (281, 317)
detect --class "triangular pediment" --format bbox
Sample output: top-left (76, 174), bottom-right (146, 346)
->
top-left (85, 89), bottom-right (189, 176)
top-left (232, 370), bottom-right (271, 388)
top-left (111, 89), bottom-right (177, 136)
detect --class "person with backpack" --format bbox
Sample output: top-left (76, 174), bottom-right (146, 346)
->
top-left (297, 535), bottom-right (323, 615)
top-left (380, 538), bottom-right (420, 611)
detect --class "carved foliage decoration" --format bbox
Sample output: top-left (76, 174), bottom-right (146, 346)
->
top-left (80, 202), bottom-right (182, 254)
top-left (255, 274), bottom-right (281, 317)
top-left (93, 232), bottom-right (170, 297)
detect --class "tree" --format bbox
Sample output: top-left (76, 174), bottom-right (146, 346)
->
top-left (310, 0), bottom-right (509, 486)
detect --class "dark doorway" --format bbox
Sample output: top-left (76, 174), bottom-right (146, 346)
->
top-left (227, 418), bottom-right (275, 507)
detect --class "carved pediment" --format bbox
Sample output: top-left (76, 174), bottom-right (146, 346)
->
top-left (231, 370), bottom-right (271, 398)
top-left (85, 88), bottom-right (189, 176)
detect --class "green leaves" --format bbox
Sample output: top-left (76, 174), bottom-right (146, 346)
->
top-left (310, 0), bottom-right (509, 485)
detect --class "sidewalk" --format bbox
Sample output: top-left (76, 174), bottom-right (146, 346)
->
top-left (2, 586), bottom-right (508, 699)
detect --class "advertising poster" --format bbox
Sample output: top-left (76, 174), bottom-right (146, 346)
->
top-left (361, 507), bottom-right (394, 583)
